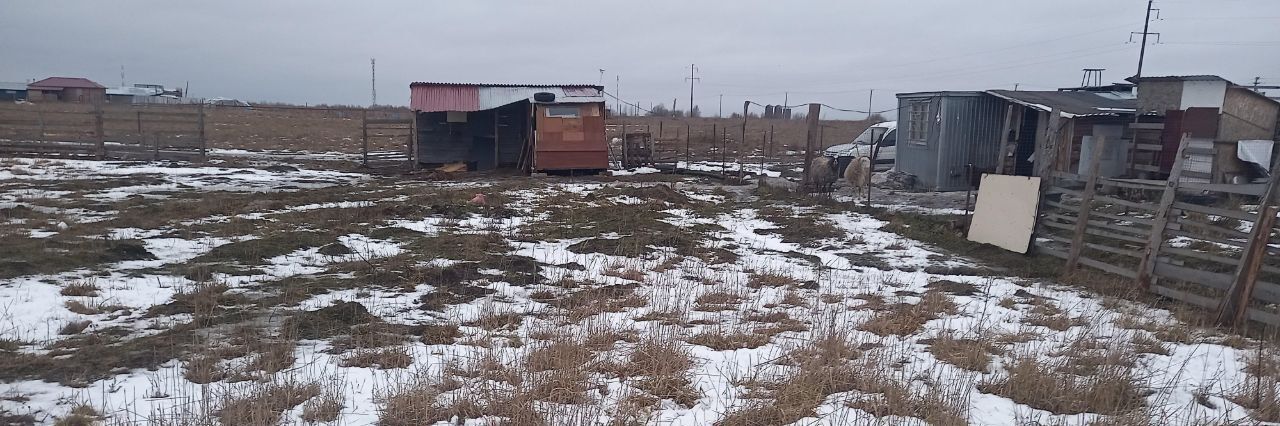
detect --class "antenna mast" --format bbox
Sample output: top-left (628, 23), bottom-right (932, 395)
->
top-left (371, 58), bottom-right (377, 107)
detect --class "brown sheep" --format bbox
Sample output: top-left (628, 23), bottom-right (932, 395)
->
top-left (807, 156), bottom-right (837, 193)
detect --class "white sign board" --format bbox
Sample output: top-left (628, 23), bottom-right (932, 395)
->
top-left (967, 174), bottom-right (1042, 254)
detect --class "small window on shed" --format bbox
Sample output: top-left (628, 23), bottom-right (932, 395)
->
top-left (907, 102), bottom-right (929, 143)
top-left (545, 105), bottom-right (580, 118)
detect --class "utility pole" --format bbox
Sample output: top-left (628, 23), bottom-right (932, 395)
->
top-left (616, 75), bottom-right (621, 116)
top-left (866, 89), bottom-right (874, 120)
top-left (598, 69), bottom-right (605, 87)
top-left (1131, 0), bottom-right (1160, 80)
top-left (120, 65), bottom-right (125, 87)
top-left (371, 58), bottom-right (377, 107)
top-left (719, 94), bottom-right (723, 118)
top-left (686, 64), bottom-right (699, 118)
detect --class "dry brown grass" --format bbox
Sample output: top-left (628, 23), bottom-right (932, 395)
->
top-left (300, 390), bottom-right (344, 423)
top-left (687, 329), bottom-right (771, 351)
top-left (748, 272), bottom-right (799, 288)
top-left (924, 331), bottom-right (1003, 372)
top-left (858, 291), bottom-right (957, 336)
top-left (378, 383), bottom-right (446, 426)
top-left (526, 339), bottom-right (596, 372)
top-left (59, 281), bottom-right (99, 297)
top-left (53, 404), bottom-right (100, 426)
top-left (1228, 378), bottom-right (1280, 422)
top-left (218, 380), bottom-right (322, 426)
top-left (58, 320), bottom-right (91, 335)
top-left (694, 290), bottom-right (742, 311)
top-left (340, 346), bottom-right (413, 369)
top-left (1023, 302), bottom-right (1086, 332)
top-left (977, 354), bottom-right (1146, 415)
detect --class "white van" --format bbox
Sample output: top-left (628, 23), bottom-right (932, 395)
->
top-left (823, 121), bottom-right (896, 173)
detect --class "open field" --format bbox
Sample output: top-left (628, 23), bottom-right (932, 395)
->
top-left (0, 157), bottom-right (1278, 425)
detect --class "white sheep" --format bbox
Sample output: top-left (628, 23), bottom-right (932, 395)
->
top-left (844, 156), bottom-right (872, 197)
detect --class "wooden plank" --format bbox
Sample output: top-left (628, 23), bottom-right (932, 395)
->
top-left (1137, 134), bottom-right (1190, 289)
top-left (1093, 194), bottom-right (1158, 212)
top-left (1185, 147), bottom-right (1217, 156)
top-left (1083, 241), bottom-right (1144, 258)
top-left (364, 118), bottom-right (413, 125)
top-left (1129, 122), bottom-right (1165, 130)
top-left (1155, 261), bottom-right (1232, 291)
top-left (1068, 134), bottom-right (1112, 270)
top-left (1246, 307), bottom-right (1280, 327)
top-left (1134, 143), bottom-right (1164, 151)
top-left (1090, 210), bottom-right (1155, 227)
top-left (1176, 217), bottom-right (1252, 241)
top-left (1098, 178), bottom-right (1164, 191)
top-left (1151, 284), bottom-right (1218, 309)
top-left (1172, 202), bottom-right (1258, 223)
top-left (1035, 243), bottom-right (1069, 259)
top-left (994, 104), bottom-right (1015, 175)
top-left (1180, 182), bottom-right (1267, 197)
top-left (1164, 229), bottom-right (1247, 248)
top-left (1044, 213), bottom-right (1150, 238)
top-left (1042, 220), bottom-right (1149, 244)
top-left (1079, 255), bottom-right (1137, 279)
top-left (1132, 163), bottom-right (1163, 173)
top-left (1162, 246), bottom-right (1240, 267)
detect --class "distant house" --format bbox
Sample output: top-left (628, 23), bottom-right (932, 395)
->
top-left (26, 77), bottom-right (107, 104)
top-left (409, 82), bottom-right (608, 173)
top-left (0, 82), bottom-right (27, 102)
top-left (894, 88), bottom-right (1138, 191)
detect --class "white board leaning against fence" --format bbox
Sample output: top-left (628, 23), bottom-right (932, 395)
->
top-left (967, 174), bottom-right (1042, 254)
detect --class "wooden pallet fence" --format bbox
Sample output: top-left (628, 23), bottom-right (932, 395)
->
top-left (1034, 134), bottom-right (1280, 327)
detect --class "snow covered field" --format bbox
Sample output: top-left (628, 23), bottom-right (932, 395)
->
top-left (0, 157), bottom-right (1276, 425)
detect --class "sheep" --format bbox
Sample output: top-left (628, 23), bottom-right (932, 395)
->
top-left (806, 156), bottom-right (838, 193)
top-left (844, 156), bottom-right (872, 197)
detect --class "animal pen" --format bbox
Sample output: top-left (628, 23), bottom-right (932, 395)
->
top-left (1034, 135), bottom-right (1280, 327)
top-left (0, 102), bottom-right (208, 161)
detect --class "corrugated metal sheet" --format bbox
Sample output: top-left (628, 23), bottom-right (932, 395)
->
top-left (896, 91), bottom-right (1007, 192)
top-left (411, 83), bottom-right (603, 112)
top-left (986, 90), bottom-right (1136, 118)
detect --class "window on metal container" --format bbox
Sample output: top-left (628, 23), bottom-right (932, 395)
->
top-left (907, 102), bottom-right (929, 143)
top-left (545, 105), bottom-right (580, 118)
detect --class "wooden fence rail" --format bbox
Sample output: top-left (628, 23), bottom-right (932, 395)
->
top-left (0, 103), bottom-right (206, 161)
top-left (1034, 134), bottom-right (1280, 328)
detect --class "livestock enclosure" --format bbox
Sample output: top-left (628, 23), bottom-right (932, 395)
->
top-left (1035, 135), bottom-right (1280, 328)
top-left (0, 102), bottom-right (207, 161)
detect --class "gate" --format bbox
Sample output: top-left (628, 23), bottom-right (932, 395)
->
top-left (361, 110), bottom-right (415, 170)
top-left (1034, 134), bottom-right (1280, 327)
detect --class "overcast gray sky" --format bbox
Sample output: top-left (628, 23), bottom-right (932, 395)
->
top-left (2, 0), bottom-right (1278, 119)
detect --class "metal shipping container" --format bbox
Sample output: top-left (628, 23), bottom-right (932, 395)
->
top-left (895, 91), bottom-right (1007, 192)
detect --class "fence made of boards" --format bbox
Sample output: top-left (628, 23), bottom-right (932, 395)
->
top-left (1034, 134), bottom-right (1280, 328)
top-left (0, 102), bottom-right (207, 161)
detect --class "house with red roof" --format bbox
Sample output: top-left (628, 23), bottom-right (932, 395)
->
top-left (27, 77), bottom-right (107, 104)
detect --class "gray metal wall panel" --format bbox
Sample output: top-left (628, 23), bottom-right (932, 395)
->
top-left (936, 94), bottom-right (1005, 191)
top-left (894, 92), bottom-right (1006, 191)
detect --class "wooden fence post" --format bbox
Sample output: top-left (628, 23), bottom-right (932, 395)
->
top-left (1136, 134), bottom-right (1190, 290)
top-left (361, 109), bottom-right (369, 168)
top-left (802, 103), bottom-right (821, 188)
top-left (409, 111), bottom-right (418, 170)
top-left (1065, 135), bottom-right (1108, 271)
top-left (994, 104), bottom-right (1014, 175)
top-left (1216, 154), bottom-right (1280, 327)
top-left (94, 103), bottom-right (105, 159)
top-left (136, 111), bottom-right (143, 146)
top-left (197, 103), bottom-right (207, 160)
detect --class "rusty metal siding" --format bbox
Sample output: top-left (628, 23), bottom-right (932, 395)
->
top-left (896, 91), bottom-right (1006, 191)
top-left (410, 85), bottom-right (480, 112)
top-left (532, 103), bottom-right (608, 171)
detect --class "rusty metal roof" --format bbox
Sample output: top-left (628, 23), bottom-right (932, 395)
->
top-left (410, 82), bottom-right (601, 89)
top-left (411, 83), bottom-right (604, 112)
top-left (28, 77), bottom-right (106, 90)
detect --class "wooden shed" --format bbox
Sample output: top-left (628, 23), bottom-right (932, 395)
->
top-left (408, 82), bottom-right (607, 173)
